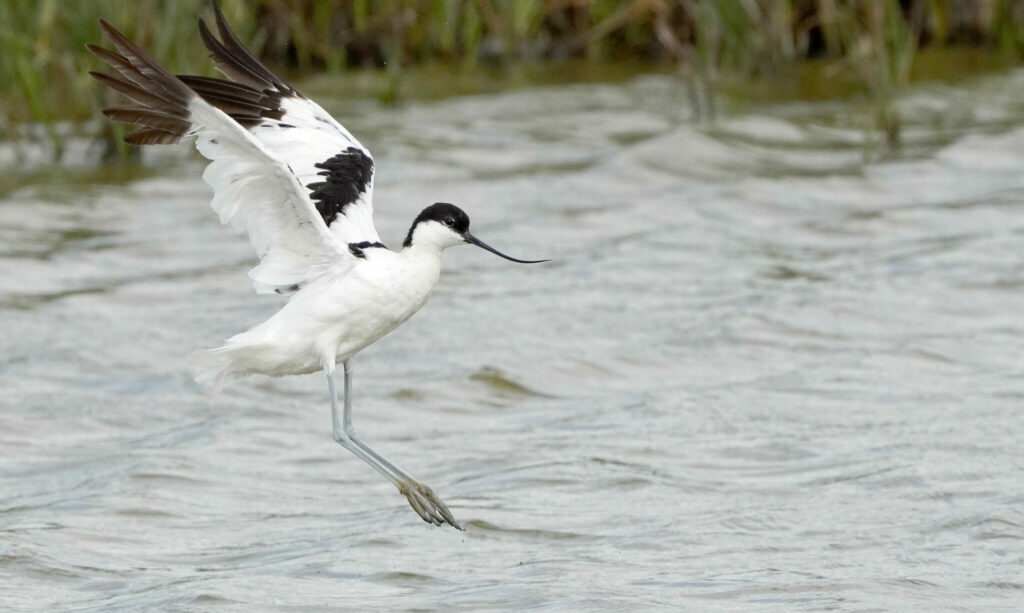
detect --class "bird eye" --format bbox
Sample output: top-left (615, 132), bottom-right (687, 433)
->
top-left (444, 218), bottom-right (455, 227)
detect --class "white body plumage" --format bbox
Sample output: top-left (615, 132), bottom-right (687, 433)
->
top-left (197, 224), bottom-right (460, 386)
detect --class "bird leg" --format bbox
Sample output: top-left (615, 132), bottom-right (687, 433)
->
top-left (329, 362), bottom-right (462, 530)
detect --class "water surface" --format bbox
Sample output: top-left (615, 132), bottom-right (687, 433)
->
top-left (2, 71), bottom-right (1024, 611)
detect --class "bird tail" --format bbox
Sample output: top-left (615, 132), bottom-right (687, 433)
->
top-left (191, 343), bottom-right (248, 389)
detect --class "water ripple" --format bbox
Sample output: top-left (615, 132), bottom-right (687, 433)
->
top-left (3, 72), bottom-right (1024, 610)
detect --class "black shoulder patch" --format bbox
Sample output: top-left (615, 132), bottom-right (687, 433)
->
top-left (306, 147), bottom-right (374, 227)
top-left (348, 241), bottom-right (388, 259)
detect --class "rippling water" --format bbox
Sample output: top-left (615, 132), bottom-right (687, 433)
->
top-left (3, 71), bottom-right (1024, 611)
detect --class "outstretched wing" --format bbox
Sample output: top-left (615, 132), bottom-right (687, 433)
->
top-left (179, 5), bottom-right (380, 249)
top-left (89, 20), bottom-right (351, 295)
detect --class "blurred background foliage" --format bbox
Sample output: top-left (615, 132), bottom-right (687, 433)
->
top-left (1, 0), bottom-right (1022, 153)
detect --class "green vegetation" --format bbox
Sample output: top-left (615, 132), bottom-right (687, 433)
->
top-left (0, 0), bottom-right (1021, 156)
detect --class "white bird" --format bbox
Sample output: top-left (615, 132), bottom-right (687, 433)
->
top-left (89, 7), bottom-right (546, 530)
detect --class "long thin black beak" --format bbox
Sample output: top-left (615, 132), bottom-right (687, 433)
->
top-left (463, 232), bottom-right (549, 264)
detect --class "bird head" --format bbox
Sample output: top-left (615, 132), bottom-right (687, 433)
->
top-left (403, 203), bottom-right (548, 263)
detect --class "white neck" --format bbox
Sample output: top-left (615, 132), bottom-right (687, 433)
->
top-left (401, 239), bottom-right (444, 262)
top-left (402, 220), bottom-right (464, 257)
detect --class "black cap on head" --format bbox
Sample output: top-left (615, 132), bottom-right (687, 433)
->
top-left (403, 203), bottom-right (470, 246)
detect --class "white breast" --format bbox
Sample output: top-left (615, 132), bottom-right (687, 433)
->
top-left (313, 248), bottom-right (442, 364)
top-left (200, 247), bottom-right (443, 380)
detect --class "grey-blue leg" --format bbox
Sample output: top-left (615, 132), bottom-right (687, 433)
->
top-left (329, 361), bottom-right (461, 529)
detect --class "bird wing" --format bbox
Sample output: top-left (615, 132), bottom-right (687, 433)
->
top-left (89, 19), bottom-right (359, 295)
top-left (179, 5), bottom-right (381, 249)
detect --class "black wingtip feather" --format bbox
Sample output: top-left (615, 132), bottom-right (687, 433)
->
top-left (205, 3), bottom-right (296, 96)
top-left (198, 16), bottom-right (265, 91)
top-left (124, 127), bottom-right (181, 145)
top-left (188, 7), bottom-right (296, 125)
top-left (90, 21), bottom-right (195, 145)
top-left (178, 74), bottom-right (284, 126)
top-left (91, 12), bottom-right (294, 144)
